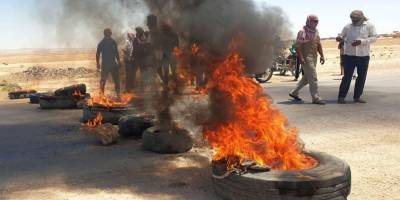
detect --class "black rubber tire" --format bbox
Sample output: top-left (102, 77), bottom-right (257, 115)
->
top-left (8, 90), bottom-right (37, 99)
top-left (81, 106), bottom-right (134, 125)
top-left (142, 126), bottom-right (193, 154)
top-left (255, 68), bottom-right (273, 83)
top-left (118, 114), bottom-right (155, 138)
top-left (212, 151), bottom-right (351, 200)
top-left (54, 84), bottom-right (86, 97)
top-left (39, 96), bottom-right (78, 109)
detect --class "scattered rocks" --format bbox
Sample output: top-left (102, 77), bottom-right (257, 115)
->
top-left (10, 66), bottom-right (92, 81)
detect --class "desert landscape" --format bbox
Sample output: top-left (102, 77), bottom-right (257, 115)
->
top-left (0, 37), bottom-right (399, 200)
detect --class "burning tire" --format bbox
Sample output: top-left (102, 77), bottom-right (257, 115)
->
top-left (81, 105), bottom-right (134, 125)
top-left (54, 84), bottom-right (86, 97)
top-left (212, 151), bottom-right (351, 200)
top-left (142, 126), bottom-right (193, 154)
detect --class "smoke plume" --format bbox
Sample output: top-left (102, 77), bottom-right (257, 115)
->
top-left (36, 0), bottom-right (149, 48)
top-left (143, 0), bottom-right (291, 137)
top-left (145, 0), bottom-right (290, 74)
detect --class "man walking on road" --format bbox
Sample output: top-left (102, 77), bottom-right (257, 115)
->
top-left (289, 15), bottom-right (325, 105)
top-left (337, 10), bottom-right (377, 104)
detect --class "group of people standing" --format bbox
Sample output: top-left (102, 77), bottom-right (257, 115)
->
top-left (289, 10), bottom-right (377, 105)
top-left (96, 14), bottom-right (179, 97)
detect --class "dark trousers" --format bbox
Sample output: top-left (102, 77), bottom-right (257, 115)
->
top-left (100, 66), bottom-right (120, 95)
top-left (125, 60), bottom-right (137, 90)
top-left (338, 55), bottom-right (370, 99)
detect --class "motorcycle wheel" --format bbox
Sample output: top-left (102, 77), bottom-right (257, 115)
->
top-left (255, 68), bottom-right (273, 83)
top-left (279, 69), bottom-right (287, 76)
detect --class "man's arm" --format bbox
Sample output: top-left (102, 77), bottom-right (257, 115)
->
top-left (336, 26), bottom-right (348, 42)
top-left (114, 41), bottom-right (121, 67)
top-left (318, 39), bottom-right (325, 65)
top-left (361, 23), bottom-right (378, 45)
top-left (96, 42), bottom-right (101, 70)
top-left (295, 31), bottom-right (305, 64)
top-left (295, 45), bottom-right (305, 65)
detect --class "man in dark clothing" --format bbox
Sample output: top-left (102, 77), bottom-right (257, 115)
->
top-left (96, 28), bottom-right (121, 96)
top-left (160, 23), bottom-right (179, 85)
top-left (131, 27), bottom-right (152, 91)
top-left (146, 14), bottom-right (162, 91)
top-left (124, 32), bottom-right (135, 91)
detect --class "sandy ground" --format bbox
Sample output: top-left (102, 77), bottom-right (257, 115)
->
top-left (0, 38), bottom-right (400, 200)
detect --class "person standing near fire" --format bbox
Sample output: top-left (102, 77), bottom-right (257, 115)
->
top-left (289, 15), bottom-right (325, 105)
top-left (131, 27), bottom-right (150, 92)
top-left (124, 32), bottom-right (135, 91)
top-left (96, 28), bottom-right (121, 97)
top-left (140, 14), bottom-right (163, 91)
top-left (337, 10), bottom-right (377, 104)
top-left (160, 22), bottom-right (179, 86)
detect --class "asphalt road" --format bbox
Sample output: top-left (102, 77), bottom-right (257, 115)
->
top-left (0, 73), bottom-right (399, 200)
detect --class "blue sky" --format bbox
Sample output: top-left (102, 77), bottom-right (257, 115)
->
top-left (1, 0), bottom-right (399, 49)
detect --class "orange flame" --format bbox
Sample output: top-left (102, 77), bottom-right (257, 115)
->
top-left (85, 112), bottom-right (103, 128)
top-left (203, 52), bottom-right (316, 170)
top-left (87, 93), bottom-right (135, 108)
top-left (72, 90), bottom-right (85, 98)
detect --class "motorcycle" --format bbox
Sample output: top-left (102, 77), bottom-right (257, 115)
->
top-left (254, 52), bottom-right (298, 83)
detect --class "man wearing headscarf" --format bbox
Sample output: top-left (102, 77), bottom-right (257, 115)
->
top-left (289, 15), bottom-right (325, 105)
top-left (337, 10), bottom-right (377, 104)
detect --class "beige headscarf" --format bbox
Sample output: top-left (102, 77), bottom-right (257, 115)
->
top-left (350, 10), bottom-right (368, 26)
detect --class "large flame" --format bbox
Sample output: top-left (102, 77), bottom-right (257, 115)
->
top-left (85, 112), bottom-right (103, 128)
top-left (203, 52), bottom-right (316, 170)
top-left (87, 93), bottom-right (135, 108)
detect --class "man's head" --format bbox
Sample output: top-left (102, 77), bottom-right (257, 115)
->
top-left (147, 14), bottom-right (158, 30)
top-left (350, 10), bottom-right (368, 26)
top-left (306, 15), bottom-right (319, 30)
top-left (103, 28), bottom-right (112, 38)
top-left (135, 27), bottom-right (144, 37)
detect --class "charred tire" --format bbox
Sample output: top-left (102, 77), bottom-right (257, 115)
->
top-left (142, 126), bottom-right (193, 154)
top-left (39, 96), bottom-right (78, 109)
top-left (255, 68), bottom-right (273, 83)
top-left (118, 114), bottom-right (155, 138)
top-left (212, 151), bottom-right (351, 200)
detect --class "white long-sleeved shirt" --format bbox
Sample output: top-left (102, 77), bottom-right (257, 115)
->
top-left (340, 21), bottom-right (377, 57)
top-left (123, 39), bottom-right (133, 61)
